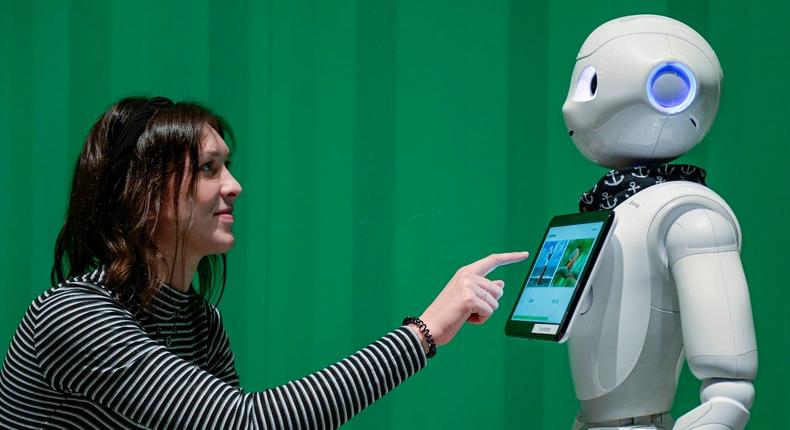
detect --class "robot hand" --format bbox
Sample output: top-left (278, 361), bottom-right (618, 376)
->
top-left (673, 379), bottom-right (754, 430)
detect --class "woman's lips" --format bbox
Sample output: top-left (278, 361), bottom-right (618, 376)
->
top-left (216, 213), bottom-right (234, 222)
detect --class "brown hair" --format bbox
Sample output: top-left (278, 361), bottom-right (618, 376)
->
top-left (51, 96), bottom-right (233, 310)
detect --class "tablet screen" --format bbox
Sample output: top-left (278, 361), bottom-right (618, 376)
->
top-left (510, 221), bottom-right (604, 325)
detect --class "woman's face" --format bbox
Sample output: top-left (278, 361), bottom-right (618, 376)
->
top-left (188, 125), bottom-right (242, 256)
top-left (157, 125), bottom-right (242, 260)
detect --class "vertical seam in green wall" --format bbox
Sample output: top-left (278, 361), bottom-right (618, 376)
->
top-left (505, 0), bottom-right (551, 426)
top-left (351, 0), bottom-right (398, 427)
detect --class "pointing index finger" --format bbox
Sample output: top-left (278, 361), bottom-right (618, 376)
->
top-left (467, 251), bottom-right (530, 277)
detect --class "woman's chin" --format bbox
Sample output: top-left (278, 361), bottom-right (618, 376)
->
top-left (210, 234), bottom-right (236, 254)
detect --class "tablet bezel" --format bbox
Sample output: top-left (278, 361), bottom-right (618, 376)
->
top-left (505, 210), bottom-right (615, 342)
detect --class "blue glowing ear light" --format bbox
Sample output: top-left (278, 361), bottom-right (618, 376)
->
top-left (646, 62), bottom-right (696, 114)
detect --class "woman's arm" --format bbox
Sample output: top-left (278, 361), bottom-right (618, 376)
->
top-left (205, 305), bottom-right (242, 387)
top-left (34, 284), bottom-right (425, 429)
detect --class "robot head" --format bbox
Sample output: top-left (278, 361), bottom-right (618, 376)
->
top-left (562, 15), bottom-right (722, 169)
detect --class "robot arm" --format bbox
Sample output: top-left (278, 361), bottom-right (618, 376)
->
top-left (666, 208), bottom-right (758, 430)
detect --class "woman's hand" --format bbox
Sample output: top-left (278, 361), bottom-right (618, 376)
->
top-left (411, 252), bottom-right (530, 347)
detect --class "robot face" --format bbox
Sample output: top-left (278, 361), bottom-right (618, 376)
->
top-left (562, 15), bottom-right (722, 169)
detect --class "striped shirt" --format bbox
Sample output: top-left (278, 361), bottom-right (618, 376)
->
top-left (0, 268), bottom-right (426, 429)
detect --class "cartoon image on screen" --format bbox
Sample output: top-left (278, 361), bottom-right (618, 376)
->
top-left (550, 238), bottom-right (595, 288)
top-left (526, 241), bottom-right (566, 287)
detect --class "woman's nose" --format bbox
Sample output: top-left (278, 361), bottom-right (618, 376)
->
top-left (223, 171), bottom-right (243, 199)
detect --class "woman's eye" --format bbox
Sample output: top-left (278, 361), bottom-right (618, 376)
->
top-left (199, 162), bottom-right (216, 174)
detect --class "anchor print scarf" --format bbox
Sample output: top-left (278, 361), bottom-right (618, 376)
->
top-left (579, 164), bottom-right (707, 212)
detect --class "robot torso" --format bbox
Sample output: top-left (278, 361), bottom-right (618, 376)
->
top-left (567, 180), bottom-right (741, 423)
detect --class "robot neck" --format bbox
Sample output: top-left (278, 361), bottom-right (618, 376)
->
top-left (579, 163), bottom-right (707, 212)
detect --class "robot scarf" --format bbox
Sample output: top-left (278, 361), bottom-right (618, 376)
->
top-left (579, 164), bottom-right (707, 212)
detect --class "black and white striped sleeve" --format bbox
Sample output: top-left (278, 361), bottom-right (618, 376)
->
top-left (33, 287), bottom-right (427, 429)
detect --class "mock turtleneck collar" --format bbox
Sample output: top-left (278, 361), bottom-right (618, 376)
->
top-left (77, 266), bottom-right (196, 318)
top-left (149, 282), bottom-right (195, 319)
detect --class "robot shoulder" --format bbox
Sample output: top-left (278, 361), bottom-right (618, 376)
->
top-left (665, 208), bottom-right (740, 265)
top-left (636, 182), bottom-right (742, 255)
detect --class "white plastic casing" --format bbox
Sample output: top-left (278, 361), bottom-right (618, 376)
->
top-left (567, 181), bottom-right (757, 427)
top-left (559, 215), bottom-right (618, 344)
top-left (561, 15), bottom-right (723, 169)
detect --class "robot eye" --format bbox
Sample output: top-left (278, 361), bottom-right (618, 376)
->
top-left (646, 62), bottom-right (697, 114)
top-left (572, 65), bottom-right (597, 102)
top-left (591, 73), bottom-right (597, 96)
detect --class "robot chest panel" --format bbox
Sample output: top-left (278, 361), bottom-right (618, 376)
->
top-left (583, 198), bottom-right (666, 316)
top-left (569, 198), bottom-right (664, 342)
top-left (568, 189), bottom-right (681, 396)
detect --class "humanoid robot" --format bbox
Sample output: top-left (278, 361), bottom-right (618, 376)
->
top-left (561, 15), bottom-right (758, 429)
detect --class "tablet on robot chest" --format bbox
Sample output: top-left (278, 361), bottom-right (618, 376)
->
top-left (505, 210), bottom-right (615, 343)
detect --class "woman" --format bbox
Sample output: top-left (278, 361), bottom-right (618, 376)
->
top-left (0, 96), bottom-right (528, 429)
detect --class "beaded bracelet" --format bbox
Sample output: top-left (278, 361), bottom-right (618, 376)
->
top-left (402, 316), bottom-right (437, 358)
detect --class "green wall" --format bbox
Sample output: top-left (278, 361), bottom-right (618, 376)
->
top-left (1, 1), bottom-right (787, 428)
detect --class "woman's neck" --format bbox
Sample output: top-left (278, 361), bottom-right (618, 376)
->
top-left (158, 260), bottom-right (199, 293)
top-left (154, 244), bottom-right (200, 293)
